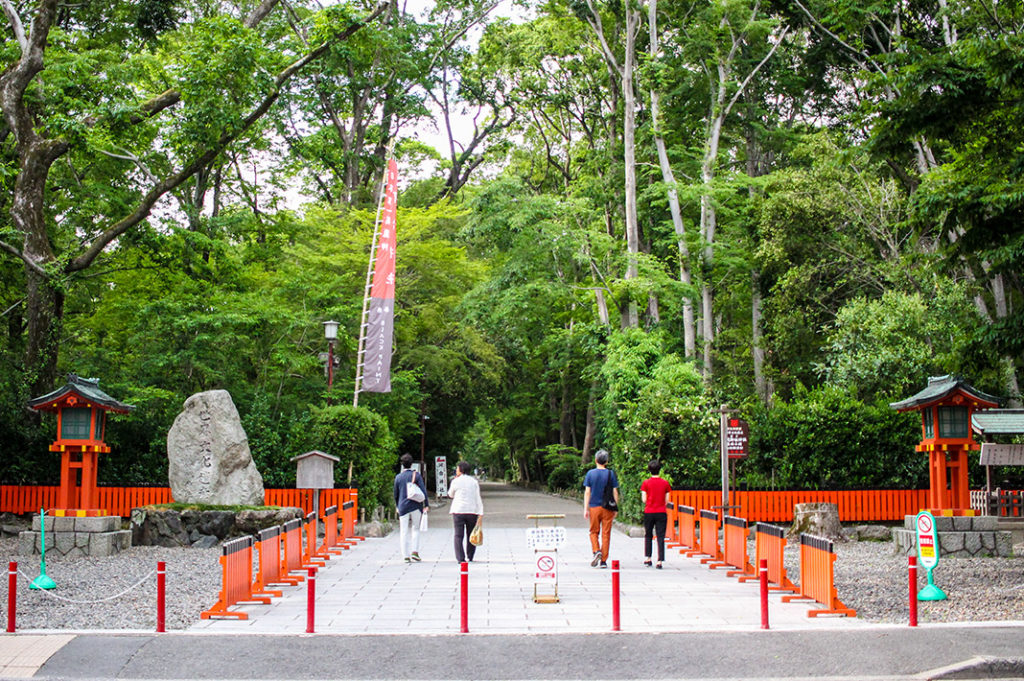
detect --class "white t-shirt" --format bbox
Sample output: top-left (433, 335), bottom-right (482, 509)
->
top-left (447, 474), bottom-right (484, 515)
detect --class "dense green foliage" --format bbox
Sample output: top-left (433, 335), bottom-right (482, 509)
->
top-left (2, 0), bottom-right (1023, 519)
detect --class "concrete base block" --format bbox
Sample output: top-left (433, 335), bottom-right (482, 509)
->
top-left (892, 528), bottom-right (1014, 558)
top-left (15, 529), bottom-right (132, 558)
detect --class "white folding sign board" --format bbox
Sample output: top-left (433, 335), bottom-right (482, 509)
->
top-left (526, 527), bottom-right (566, 550)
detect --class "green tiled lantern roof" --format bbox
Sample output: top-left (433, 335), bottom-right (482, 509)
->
top-left (889, 375), bottom-right (1002, 412)
top-left (28, 374), bottom-right (134, 413)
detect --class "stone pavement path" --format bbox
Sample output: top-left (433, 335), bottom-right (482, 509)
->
top-left (187, 482), bottom-right (866, 634)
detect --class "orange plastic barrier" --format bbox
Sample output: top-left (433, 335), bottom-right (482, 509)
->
top-left (781, 533), bottom-right (856, 617)
top-left (677, 505), bottom-right (697, 553)
top-left (741, 523), bottom-right (797, 591)
top-left (340, 499), bottom-right (363, 542)
top-left (281, 518), bottom-right (307, 582)
top-left (320, 505), bottom-right (347, 555)
top-left (665, 502), bottom-right (679, 546)
top-left (251, 526), bottom-right (286, 598)
top-left (201, 536), bottom-right (270, 620)
top-left (721, 515), bottom-right (754, 577)
top-left (698, 509), bottom-right (722, 564)
top-left (348, 491), bottom-right (365, 541)
top-left (649, 489), bottom-right (931, 522)
top-left (303, 513), bottom-right (328, 566)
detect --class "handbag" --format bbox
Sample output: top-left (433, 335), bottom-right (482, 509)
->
top-left (469, 518), bottom-right (483, 546)
top-left (419, 511), bottom-right (428, 532)
top-left (405, 471), bottom-right (425, 503)
top-left (601, 469), bottom-right (618, 512)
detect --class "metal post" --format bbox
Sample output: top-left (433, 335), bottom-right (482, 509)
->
top-left (460, 562), bottom-right (469, 633)
top-left (759, 558), bottom-right (769, 629)
top-left (7, 562), bottom-right (15, 633)
top-left (306, 567), bottom-right (316, 633)
top-left (611, 560), bottom-right (621, 632)
top-left (909, 556), bottom-right (918, 627)
top-left (156, 561), bottom-right (166, 633)
top-left (327, 340), bottom-right (335, 392)
top-left (720, 405), bottom-right (729, 519)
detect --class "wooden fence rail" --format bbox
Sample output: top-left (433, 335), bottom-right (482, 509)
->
top-left (669, 489), bottom-right (931, 522)
top-left (1, 485), bottom-right (356, 518)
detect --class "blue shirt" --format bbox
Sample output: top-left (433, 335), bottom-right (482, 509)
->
top-left (394, 469), bottom-right (428, 516)
top-left (584, 468), bottom-right (619, 507)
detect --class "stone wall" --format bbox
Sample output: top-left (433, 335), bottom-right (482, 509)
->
top-left (892, 515), bottom-right (1014, 558)
top-left (130, 506), bottom-right (304, 548)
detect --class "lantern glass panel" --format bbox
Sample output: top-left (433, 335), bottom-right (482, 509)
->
top-left (61, 407), bottom-right (92, 440)
top-left (937, 406), bottom-right (968, 438)
top-left (923, 410), bottom-right (934, 438)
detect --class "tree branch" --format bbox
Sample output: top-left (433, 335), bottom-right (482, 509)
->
top-left (66, 1), bottom-right (390, 273)
top-left (0, 0), bottom-right (28, 54)
top-left (0, 238), bottom-right (47, 277)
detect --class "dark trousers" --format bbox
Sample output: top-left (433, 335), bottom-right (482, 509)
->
top-left (643, 512), bottom-right (668, 561)
top-left (452, 513), bottom-right (479, 563)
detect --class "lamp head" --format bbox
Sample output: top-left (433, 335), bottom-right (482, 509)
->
top-left (323, 320), bottom-right (339, 340)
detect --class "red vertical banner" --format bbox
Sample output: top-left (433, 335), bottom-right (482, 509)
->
top-left (362, 159), bottom-right (398, 393)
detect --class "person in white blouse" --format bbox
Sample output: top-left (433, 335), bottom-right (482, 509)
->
top-left (447, 461), bottom-right (484, 563)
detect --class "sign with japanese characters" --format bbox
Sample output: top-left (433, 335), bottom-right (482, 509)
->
top-left (726, 418), bottom-right (750, 458)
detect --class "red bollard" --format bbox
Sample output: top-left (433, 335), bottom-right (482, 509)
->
top-left (908, 555), bottom-right (918, 627)
top-left (759, 558), bottom-right (769, 629)
top-left (156, 561), bottom-right (166, 633)
top-left (306, 567), bottom-right (316, 633)
top-left (611, 560), bottom-right (620, 632)
top-left (7, 562), bottom-right (15, 633)
top-left (460, 562), bottom-right (469, 633)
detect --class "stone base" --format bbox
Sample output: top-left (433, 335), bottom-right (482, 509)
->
top-left (130, 506), bottom-right (303, 548)
top-left (17, 515), bottom-right (131, 558)
top-left (892, 515), bottom-right (1014, 558)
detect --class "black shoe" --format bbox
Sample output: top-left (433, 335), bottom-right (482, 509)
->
top-left (644, 559), bottom-right (652, 567)
top-left (591, 551), bottom-right (601, 567)
top-left (600, 561), bottom-right (608, 569)
top-left (656, 562), bottom-right (663, 569)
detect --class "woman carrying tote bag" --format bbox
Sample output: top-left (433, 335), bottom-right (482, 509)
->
top-left (447, 460), bottom-right (484, 563)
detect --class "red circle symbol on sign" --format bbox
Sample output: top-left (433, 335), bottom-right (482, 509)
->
top-left (917, 514), bottom-right (932, 533)
top-left (537, 555), bottom-right (555, 571)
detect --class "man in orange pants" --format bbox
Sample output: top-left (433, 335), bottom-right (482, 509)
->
top-left (583, 449), bottom-right (620, 568)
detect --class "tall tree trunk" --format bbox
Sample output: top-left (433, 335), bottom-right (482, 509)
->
top-left (649, 0), bottom-right (695, 356)
top-left (621, 4), bottom-right (641, 328)
top-left (581, 381), bottom-right (598, 464)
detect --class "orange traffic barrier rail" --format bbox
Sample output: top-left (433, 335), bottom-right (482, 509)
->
top-left (282, 518), bottom-right (307, 582)
top-left (698, 509), bottom-right (722, 564)
top-left (251, 526), bottom-right (286, 598)
top-left (201, 536), bottom-right (270, 620)
top-left (347, 491), bottom-right (365, 540)
top-left (781, 533), bottom-right (856, 617)
top-left (721, 515), bottom-right (754, 578)
top-left (303, 512), bottom-right (329, 566)
top-left (665, 502), bottom-right (679, 546)
top-left (340, 499), bottom-right (363, 542)
top-left (741, 523), bottom-right (797, 591)
top-left (320, 505), bottom-right (346, 555)
top-left (677, 505), bottom-right (697, 553)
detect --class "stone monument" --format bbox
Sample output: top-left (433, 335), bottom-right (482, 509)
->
top-left (167, 390), bottom-right (264, 506)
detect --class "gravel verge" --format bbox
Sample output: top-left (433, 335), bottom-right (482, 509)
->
top-left (2, 533), bottom-right (1021, 631)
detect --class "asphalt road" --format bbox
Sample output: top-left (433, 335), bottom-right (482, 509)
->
top-left (24, 627), bottom-right (1024, 680)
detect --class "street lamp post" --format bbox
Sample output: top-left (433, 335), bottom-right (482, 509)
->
top-left (323, 320), bottom-right (339, 392)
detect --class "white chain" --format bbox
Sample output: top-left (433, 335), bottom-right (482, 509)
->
top-left (17, 568), bottom-right (156, 604)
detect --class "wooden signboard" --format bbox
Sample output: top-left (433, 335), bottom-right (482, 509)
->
top-left (979, 443), bottom-right (1024, 466)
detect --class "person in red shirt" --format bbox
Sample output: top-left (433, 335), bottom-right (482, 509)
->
top-left (640, 459), bottom-right (672, 568)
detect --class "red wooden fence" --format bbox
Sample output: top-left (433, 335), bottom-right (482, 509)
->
top-left (1, 485), bottom-right (357, 518)
top-left (668, 489), bottom-right (930, 522)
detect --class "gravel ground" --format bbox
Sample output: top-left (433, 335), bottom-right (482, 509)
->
top-left (1, 532), bottom-right (1021, 631)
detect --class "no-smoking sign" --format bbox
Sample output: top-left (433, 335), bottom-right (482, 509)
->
top-left (534, 553), bottom-right (557, 582)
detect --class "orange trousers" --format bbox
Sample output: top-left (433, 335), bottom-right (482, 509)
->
top-left (588, 507), bottom-right (616, 560)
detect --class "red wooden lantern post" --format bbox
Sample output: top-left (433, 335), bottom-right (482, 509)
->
top-left (891, 376), bottom-right (1001, 516)
top-left (28, 375), bottom-right (134, 517)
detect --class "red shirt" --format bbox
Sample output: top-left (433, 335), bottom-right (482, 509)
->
top-left (640, 476), bottom-right (671, 513)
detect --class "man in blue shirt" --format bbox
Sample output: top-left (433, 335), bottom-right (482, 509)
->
top-left (583, 449), bottom-right (619, 568)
